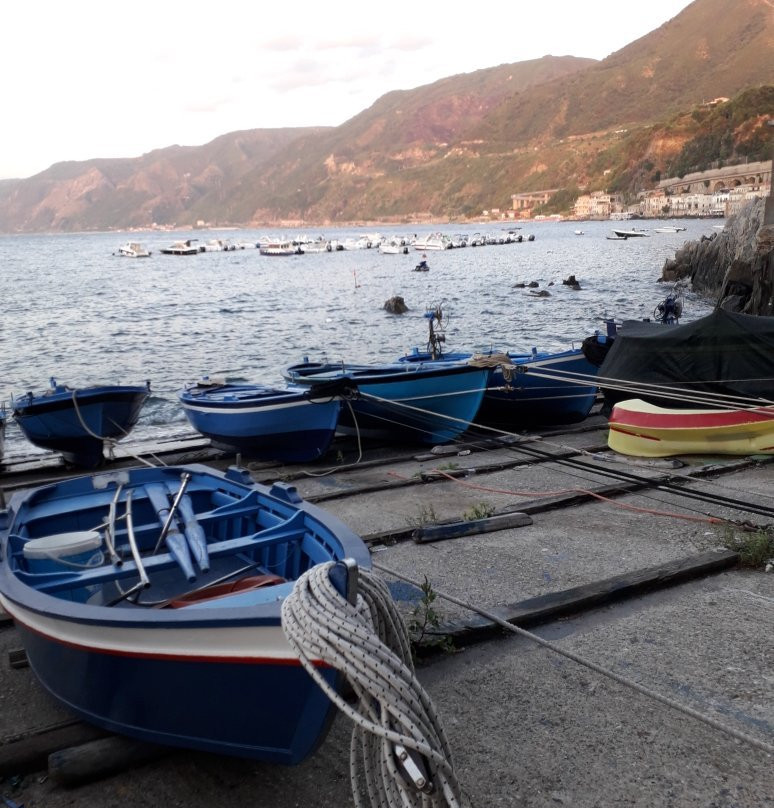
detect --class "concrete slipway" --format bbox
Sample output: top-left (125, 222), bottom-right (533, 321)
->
top-left (0, 413), bottom-right (772, 807)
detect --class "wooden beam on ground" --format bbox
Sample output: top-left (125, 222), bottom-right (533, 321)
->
top-left (7, 649), bottom-right (28, 669)
top-left (48, 735), bottom-right (172, 786)
top-left (413, 512), bottom-right (532, 543)
top-left (0, 720), bottom-right (110, 777)
top-left (429, 549), bottom-right (740, 647)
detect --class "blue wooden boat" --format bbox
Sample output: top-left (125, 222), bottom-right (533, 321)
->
top-left (283, 360), bottom-right (489, 444)
top-left (0, 463), bottom-right (370, 763)
top-left (12, 378), bottom-right (150, 467)
top-left (396, 306), bottom-right (604, 427)
top-left (179, 381), bottom-right (341, 462)
top-left (400, 346), bottom-right (601, 426)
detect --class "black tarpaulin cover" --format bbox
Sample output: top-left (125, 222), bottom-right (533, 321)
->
top-left (598, 310), bottom-right (774, 408)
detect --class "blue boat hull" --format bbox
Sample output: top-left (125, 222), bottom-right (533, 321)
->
top-left (400, 349), bottom-right (600, 427)
top-left (0, 464), bottom-right (370, 763)
top-left (284, 362), bottom-right (489, 444)
top-left (179, 384), bottom-right (340, 462)
top-left (12, 384), bottom-right (149, 466)
top-left (479, 351), bottom-right (599, 425)
top-left (13, 617), bottom-right (339, 763)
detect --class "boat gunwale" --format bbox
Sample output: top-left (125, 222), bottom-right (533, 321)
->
top-left (12, 386), bottom-right (150, 417)
top-left (0, 464), bottom-right (370, 629)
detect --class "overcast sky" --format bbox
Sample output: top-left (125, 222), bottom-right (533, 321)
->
top-left (1, 0), bottom-right (696, 179)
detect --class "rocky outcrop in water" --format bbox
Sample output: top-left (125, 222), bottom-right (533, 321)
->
top-left (383, 296), bottom-right (409, 314)
top-left (661, 197), bottom-right (774, 315)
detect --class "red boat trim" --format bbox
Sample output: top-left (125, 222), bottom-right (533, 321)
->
top-left (610, 406), bottom-right (774, 430)
top-left (608, 425), bottom-right (661, 442)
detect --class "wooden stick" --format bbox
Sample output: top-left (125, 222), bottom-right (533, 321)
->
top-left (0, 721), bottom-right (109, 777)
top-left (48, 735), bottom-right (172, 786)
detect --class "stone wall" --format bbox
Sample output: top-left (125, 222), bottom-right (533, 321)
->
top-left (660, 197), bottom-right (774, 315)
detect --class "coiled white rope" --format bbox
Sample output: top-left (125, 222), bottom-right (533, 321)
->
top-left (281, 562), bottom-right (467, 808)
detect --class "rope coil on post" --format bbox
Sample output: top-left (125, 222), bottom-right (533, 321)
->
top-left (281, 562), bottom-right (466, 808)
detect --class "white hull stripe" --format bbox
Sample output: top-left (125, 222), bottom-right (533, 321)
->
top-left (183, 398), bottom-right (314, 416)
top-left (0, 594), bottom-right (311, 664)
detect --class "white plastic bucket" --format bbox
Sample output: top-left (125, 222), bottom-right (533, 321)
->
top-left (23, 530), bottom-right (104, 575)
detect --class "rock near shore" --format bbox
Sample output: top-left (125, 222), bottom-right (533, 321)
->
top-left (661, 197), bottom-right (774, 315)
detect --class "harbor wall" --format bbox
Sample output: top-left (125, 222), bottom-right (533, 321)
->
top-left (661, 196), bottom-right (774, 315)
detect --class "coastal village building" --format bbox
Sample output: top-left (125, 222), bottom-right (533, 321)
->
top-left (639, 184), bottom-right (770, 218)
top-left (509, 160), bottom-right (771, 221)
top-left (656, 160), bottom-right (771, 195)
top-left (573, 192), bottom-right (624, 220)
top-left (644, 159), bottom-right (772, 217)
top-left (511, 190), bottom-right (557, 218)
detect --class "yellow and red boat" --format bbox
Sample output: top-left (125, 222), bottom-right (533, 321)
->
top-left (607, 398), bottom-right (774, 457)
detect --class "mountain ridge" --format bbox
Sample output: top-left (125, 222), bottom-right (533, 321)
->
top-left (1, 0), bottom-right (771, 232)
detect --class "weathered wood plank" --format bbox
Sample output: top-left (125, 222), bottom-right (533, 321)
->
top-left (413, 512), bottom-right (532, 543)
top-left (0, 721), bottom-right (109, 777)
top-left (48, 735), bottom-right (172, 786)
top-left (8, 649), bottom-right (28, 669)
top-left (430, 549), bottom-right (740, 646)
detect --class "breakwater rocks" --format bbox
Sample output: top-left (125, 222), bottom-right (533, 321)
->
top-left (661, 197), bottom-right (774, 315)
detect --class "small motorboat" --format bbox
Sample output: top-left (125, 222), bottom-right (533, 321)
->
top-left (179, 380), bottom-right (342, 462)
top-left (283, 360), bottom-right (489, 445)
top-left (378, 239), bottom-right (409, 255)
top-left (653, 226), bottom-right (686, 233)
top-left (298, 239), bottom-right (331, 254)
top-left (608, 398), bottom-right (774, 457)
top-left (611, 229), bottom-right (650, 238)
top-left (340, 236), bottom-right (372, 251)
top-left (116, 242), bottom-right (151, 258)
top-left (200, 239), bottom-right (237, 252)
top-left (413, 258), bottom-right (430, 272)
top-left (12, 379), bottom-right (150, 467)
top-left (413, 233), bottom-right (450, 251)
top-left (574, 230), bottom-right (584, 236)
top-left (258, 240), bottom-right (298, 256)
top-left (160, 239), bottom-right (201, 255)
top-left (0, 463), bottom-right (370, 763)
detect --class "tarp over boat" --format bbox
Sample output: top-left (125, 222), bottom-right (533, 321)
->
top-left (598, 310), bottom-right (774, 409)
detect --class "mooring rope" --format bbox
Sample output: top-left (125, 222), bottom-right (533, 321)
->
top-left (281, 562), bottom-right (467, 808)
top-left (463, 350), bottom-right (774, 412)
top-left (68, 390), bottom-right (163, 468)
top-left (372, 562), bottom-right (774, 759)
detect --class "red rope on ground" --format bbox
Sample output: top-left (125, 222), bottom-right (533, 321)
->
top-left (387, 469), bottom-right (726, 526)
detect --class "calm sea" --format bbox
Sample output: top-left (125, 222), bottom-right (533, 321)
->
top-left (1, 219), bottom-right (718, 461)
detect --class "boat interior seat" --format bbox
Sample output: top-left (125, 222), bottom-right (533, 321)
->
top-left (165, 573), bottom-right (286, 608)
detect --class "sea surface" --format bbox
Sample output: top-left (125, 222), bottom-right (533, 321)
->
top-left (1, 219), bottom-right (720, 462)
